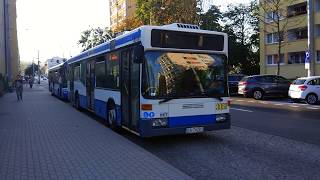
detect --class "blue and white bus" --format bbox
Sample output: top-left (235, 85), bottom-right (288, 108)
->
top-left (48, 62), bottom-right (69, 100)
top-left (61, 23), bottom-right (230, 137)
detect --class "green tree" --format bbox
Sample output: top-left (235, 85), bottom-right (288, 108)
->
top-left (223, 1), bottom-right (260, 75)
top-left (136, 0), bottom-right (201, 25)
top-left (78, 27), bottom-right (114, 52)
top-left (24, 63), bottom-right (39, 76)
top-left (199, 5), bottom-right (223, 31)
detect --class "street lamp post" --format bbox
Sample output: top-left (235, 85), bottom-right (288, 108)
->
top-left (307, 0), bottom-right (315, 77)
top-left (37, 50), bottom-right (40, 84)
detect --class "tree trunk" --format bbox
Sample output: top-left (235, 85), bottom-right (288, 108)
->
top-left (277, 41), bottom-right (281, 75)
top-left (277, 21), bottom-right (281, 76)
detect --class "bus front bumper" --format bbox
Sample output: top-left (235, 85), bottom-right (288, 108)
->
top-left (139, 114), bottom-right (231, 137)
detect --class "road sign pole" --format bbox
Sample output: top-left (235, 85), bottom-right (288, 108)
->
top-left (307, 0), bottom-right (315, 77)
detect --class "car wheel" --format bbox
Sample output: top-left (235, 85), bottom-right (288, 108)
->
top-left (253, 90), bottom-right (263, 100)
top-left (306, 94), bottom-right (318, 105)
top-left (107, 106), bottom-right (118, 130)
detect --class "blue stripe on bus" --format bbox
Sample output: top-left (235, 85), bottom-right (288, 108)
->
top-left (94, 99), bottom-right (107, 119)
top-left (115, 30), bottom-right (141, 46)
top-left (168, 114), bottom-right (216, 128)
top-left (79, 95), bottom-right (87, 108)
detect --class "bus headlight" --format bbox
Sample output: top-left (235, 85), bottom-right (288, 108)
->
top-left (216, 114), bottom-right (227, 122)
top-left (152, 118), bottom-right (168, 128)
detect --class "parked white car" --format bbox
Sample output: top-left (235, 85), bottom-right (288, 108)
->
top-left (289, 76), bottom-right (320, 105)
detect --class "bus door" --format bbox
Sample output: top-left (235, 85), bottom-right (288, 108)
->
top-left (69, 65), bottom-right (74, 102)
top-left (86, 60), bottom-right (95, 110)
top-left (121, 49), bottom-right (140, 131)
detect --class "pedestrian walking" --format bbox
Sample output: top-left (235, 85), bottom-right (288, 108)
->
top-left (14, 75), bottom-right (23, 101)
top-left (29, 77), bottom-right (33, 88)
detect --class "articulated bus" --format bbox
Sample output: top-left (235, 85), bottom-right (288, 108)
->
top-left (50, 23), bottom-right (231, 137)
top-left (48, 62), bottom-right (69, 100)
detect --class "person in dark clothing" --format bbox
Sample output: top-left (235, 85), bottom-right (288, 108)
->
top-left (14, 75), bottom-right (23, 101)
top-left (29, 77), bottom-right (33, 88)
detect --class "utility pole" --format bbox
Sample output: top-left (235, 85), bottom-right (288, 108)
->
top-left (37, 50), bottom-right (40, 84)
top-left (32, 57), bottom-right (34, 78)
top-left (307, 0), bottom-right (315, 77)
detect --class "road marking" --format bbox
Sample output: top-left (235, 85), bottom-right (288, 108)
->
top-left (289, 105), bottom-right (299, 108)
top-left (260, 101), bottom-right (268, 104)
top-left (307, 107), bottom-right (319, 110)
top-left (230, 108), bottom-right (253, 113)
top-left (236, 100), bottom-right (244, 102)
top-left (293, 103), bottom-right (307, 106)
top-left (248, 101), bottom-right (255, 103)
top-left (274, 103), bottom-right (284, 106)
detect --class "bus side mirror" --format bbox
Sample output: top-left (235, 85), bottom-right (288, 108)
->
top-left (133, 45), bottom-right (144, 63)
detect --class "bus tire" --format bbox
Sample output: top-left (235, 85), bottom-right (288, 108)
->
top-left (107, 105), bottom-right (118, 130)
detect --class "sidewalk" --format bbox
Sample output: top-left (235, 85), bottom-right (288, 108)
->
top-left (0, 84), bottom-right (192, 180)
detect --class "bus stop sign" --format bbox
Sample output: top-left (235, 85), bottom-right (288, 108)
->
top-left (305, 51), bottom-right (310, 69)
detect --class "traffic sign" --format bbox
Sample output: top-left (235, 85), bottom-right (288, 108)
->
top-left (305, 50), bottom-right (310, 69)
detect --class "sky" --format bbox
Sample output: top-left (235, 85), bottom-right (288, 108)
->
top-left (17, 0), bottom-right (251, 64)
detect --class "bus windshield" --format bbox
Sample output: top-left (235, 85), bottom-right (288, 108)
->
top-left (142, 51), bottom-right (227, 99)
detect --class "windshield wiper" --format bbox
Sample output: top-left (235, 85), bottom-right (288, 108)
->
top-left (201, 92), bottom-right (224, 101)
top-left (159, 97), bottom-right (176, 104)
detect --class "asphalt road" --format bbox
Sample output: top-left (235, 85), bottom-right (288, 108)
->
top-left (230, 96), bottom-right (320, 146)
top-left (40, 82), bottom-right (320, 180)
top-left (122, 96), bottom-right (320, 180)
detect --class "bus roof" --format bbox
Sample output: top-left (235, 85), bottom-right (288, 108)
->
top-left (67, 23), bottom-right (228, 65)
top-left (48, 62), bottom-right (65, 71)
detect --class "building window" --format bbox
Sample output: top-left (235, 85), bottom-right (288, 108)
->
top-left (266, 34), bottom-right (273, 44)
top-left (265, 32), bottom-right (283, 44)
top-left (317, 51), bottom-right (320, 63)
top-left (265, 11), bottom-right (283, 23)
top-left (316, 25), bottom-right (320, 37)
top-left (287, 2), bottom-right (307, 17)
top-left (288, 52), bottom-right (306, 64)
top-left (266, 54), bottom-right (284, 65)
top-left (287, 27), bottom-right (308, 41)
top-left (317, 0), bottom-right (320, 11)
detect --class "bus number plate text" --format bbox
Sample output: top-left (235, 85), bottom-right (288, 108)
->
top-left (185, 127), bottom-right (204, 134)
top-left (216, 103), bottom-right (228, 111)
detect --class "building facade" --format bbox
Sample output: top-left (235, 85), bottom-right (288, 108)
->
top-left (109, 0), bottom-right (137, 30)
top-left (260, 0), bottom-right (320, 79)
top-left (0, 0), bottom-right (20, 81)
top-left (44, 57), bottom-right (66, 75)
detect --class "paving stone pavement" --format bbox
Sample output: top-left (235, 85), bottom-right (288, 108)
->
top-left (0, 84), bottom-right (192, 180)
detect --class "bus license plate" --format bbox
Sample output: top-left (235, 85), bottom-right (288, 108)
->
top-left (186, 127), bottom-right (204, 134)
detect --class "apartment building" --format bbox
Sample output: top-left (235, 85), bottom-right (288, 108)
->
top-left (0, 0), bottom-right (20, 81)
top-left (260, 0), bottom-right (320, 79)
top-left (109, 0), bottom-right (137, 30)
